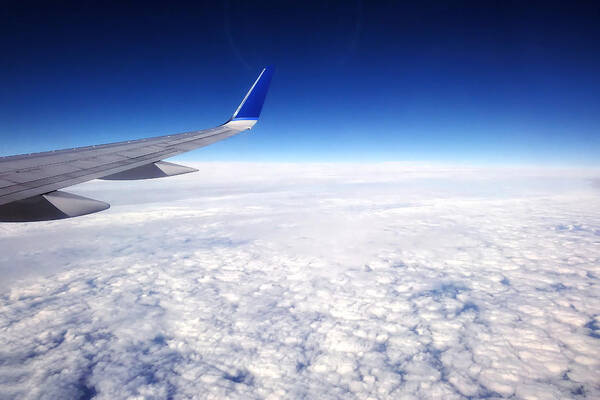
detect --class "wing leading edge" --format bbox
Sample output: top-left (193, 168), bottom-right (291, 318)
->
top-left (0, 66), bottom-right (274, 222)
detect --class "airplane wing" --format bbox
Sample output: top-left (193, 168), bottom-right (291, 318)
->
top-left (0, 66), bottom-right (274, 222)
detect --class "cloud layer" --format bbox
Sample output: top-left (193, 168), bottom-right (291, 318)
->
top-left (1, 163), bottom-right (599, 399)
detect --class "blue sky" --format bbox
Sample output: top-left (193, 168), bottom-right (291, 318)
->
top-left (0, 1), bottom-right (598, 165)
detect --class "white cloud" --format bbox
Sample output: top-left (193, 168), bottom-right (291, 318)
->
top-left (0, 163), bottom-right (599, 399)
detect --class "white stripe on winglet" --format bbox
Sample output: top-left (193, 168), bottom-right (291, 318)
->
top-left (231, 68), bottom-right (266, 119)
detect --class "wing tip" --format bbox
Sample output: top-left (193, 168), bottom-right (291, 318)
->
top-left (230, 66), bottom-right (275, 122)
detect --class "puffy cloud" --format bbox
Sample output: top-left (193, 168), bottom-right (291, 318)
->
top-left (0, 163), bottom-right (599, 399)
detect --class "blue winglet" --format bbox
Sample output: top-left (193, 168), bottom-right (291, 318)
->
top-left (230, 66), bottom-right (275, 121)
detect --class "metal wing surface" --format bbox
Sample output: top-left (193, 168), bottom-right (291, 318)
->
top-left (0, 66), bottom-right (274, 222)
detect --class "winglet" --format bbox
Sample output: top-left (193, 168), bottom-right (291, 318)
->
top-left (230, 66), bottom-right (274, 122)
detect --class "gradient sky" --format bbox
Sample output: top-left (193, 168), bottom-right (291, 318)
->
top-left (1, 1), bottom-right (598, 165)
